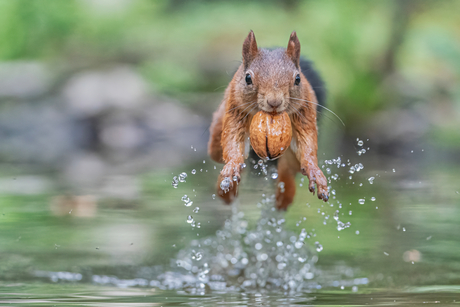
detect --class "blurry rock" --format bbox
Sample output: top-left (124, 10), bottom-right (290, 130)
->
top-left (147, 101), bottom-right (204, 133)
top-left (63, 153), bottom-right (107, 188)
top-left (0, 62), bottom-right (51, 98)
top-left (368, 108), bottom-right (428, 144)
top-left (100, 113), bottom-right (146, 150)
top-left (99, 175), bottom-right (140, 200)
top-left (0, 103), bottom-right (75, 163)
top-left (0, 62), bottom-right (211, 181)
top-left (50, 195), bottom-right (97, 217)
top-left (63, 66), bottom-right (147, 116)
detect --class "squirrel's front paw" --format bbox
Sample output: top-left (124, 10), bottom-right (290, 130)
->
top-left (220, 162), bottom-right (242, 184)
top-left (301, 166), bottom-right (329, 202)
top-left (216, 162), bottom-right (242, 204)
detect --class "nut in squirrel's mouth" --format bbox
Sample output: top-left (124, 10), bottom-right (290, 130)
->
top-left (260, 106), bottom-right (284, 115)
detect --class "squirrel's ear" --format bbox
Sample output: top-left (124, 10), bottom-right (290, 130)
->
top-left (286, 31), bottom-right (301, 67)
top-left (242, 30), bottom-right (258, 65)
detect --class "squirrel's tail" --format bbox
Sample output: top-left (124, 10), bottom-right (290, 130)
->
top-left (299, 57), bottom-right (326, 109)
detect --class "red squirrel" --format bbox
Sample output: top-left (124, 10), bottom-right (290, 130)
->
top-left (208, 31), bottom-right (329, 210)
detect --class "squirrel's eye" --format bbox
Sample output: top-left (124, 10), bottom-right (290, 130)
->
top-left (245, 73), bottom-right (252, 85)
top-left (295, 74), bottom-right (301, 85)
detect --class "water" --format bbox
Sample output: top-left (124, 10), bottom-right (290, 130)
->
top-left (1, 142), bottom-right (460, 305)
top-left (1, 283), bottom-right (459, 306)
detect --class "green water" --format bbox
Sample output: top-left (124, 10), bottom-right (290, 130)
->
top-left (1, 147), bottom-right (460, 306)
top-left (0, 284), bottom-right (459, 306)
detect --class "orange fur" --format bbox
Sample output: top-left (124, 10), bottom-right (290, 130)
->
top-left (208, 31), bottom-right (329, 209)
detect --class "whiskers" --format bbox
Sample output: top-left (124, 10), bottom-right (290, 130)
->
top-left (226, 100), bottom-right (257, 114)
top-left (226, 100), bottom-right (259, 123)
top-left (242, 104), bottom-right (259, 122)
top-left (286, 102), bottom-right (307, 123)
top-left (288, 97), bottom-right (345, 127)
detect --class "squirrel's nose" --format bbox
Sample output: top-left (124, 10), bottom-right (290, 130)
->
top-left (267, 99), bottom-right (282, 108)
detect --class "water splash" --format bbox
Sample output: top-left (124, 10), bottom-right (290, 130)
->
top-left (174, 196), bottom-right (319, 291)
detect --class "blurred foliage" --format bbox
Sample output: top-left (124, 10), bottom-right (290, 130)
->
top-left (0, 0), bottom-right (459, 136)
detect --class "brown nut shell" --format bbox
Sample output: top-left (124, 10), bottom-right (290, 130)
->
top-left (249, 111), bottom-right (292, 160)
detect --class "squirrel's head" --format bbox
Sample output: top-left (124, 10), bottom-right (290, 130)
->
top-left (238, 31), bottom-right (305, 114)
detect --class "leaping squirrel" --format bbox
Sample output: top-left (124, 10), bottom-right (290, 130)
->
top-left (208, 31), bottom-right (329, 210)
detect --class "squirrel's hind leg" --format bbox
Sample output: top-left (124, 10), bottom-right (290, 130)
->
top-left (275, 148), bottom-right (299, 210)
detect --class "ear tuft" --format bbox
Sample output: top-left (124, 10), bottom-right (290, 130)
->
top-left (286, 31), bottom-right (301, 67)
top-left (242, 30), bottom-right (258, 66)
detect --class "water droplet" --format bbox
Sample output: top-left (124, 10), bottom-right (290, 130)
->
top-left (355, 230), bottom-right (360, 235)
top-left (171, 176), bottom-right (179, 188)
top-left (181, 195), bottom-right (193, 207)
top-left (358, 199), bottom-right (365, 205)
top-left (220, 177), bottom-right (231, 191)
top-left (255, 243), bottom-right (263, 250)
top-left (357, 140), bottom-right (363, 146)
top-left (315, 241), bottom-right (323, 252)
top-left (278, 182), bottom-right (285, 193)
top-left (232, 175), bottom-right (238, 182)
top-left (371, 197), bottom-right (376, 201)
top-left (186, 215), bottom-right (194, 223)
top-left (211, 194), bottom-right (216, 200)
top-left (349, 210), bottom-right (352, 215)
top-left (191, 169), bottom-right (196, 175)
top-left (392, 168), bottom-right (396, 172)
top-left (193, 207), bottom-right (200, 213)
top-left (203, 160), bottom-right (206, 164)
top-left (368, 177), bottom-right (375, 184)
top-left (271, 172), bottom-right (278, 179)
top-left (384, 252), bottom-right (389, 256)
top-left (179, 172), bottom-right (187, 183)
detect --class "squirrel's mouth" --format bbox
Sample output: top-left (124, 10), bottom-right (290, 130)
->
top-left (260, 104), bottom-right (285, 114)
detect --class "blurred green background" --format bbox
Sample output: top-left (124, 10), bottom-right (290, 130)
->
top-left (0, 0), bottom-right (460, 291)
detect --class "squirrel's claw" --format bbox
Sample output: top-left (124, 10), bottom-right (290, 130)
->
top-left (302, 165), bottom-right (329, 202)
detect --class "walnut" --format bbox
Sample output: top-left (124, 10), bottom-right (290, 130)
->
top-left (249, 111), bottom-right (292, 160)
